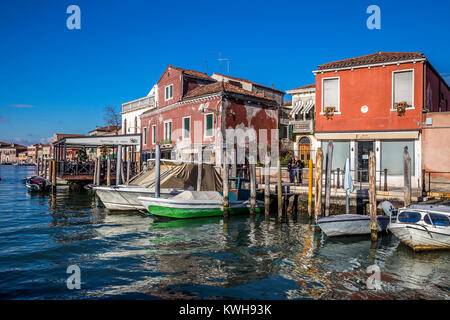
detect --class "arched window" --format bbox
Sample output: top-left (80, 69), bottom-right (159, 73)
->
top-left (299, 136), bottom-right (311, 145)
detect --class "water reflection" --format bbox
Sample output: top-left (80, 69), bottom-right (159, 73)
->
top-left (0, 165), bottom-right (449, 300)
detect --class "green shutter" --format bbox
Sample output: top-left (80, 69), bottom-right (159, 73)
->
top-left (288, 124), bottom-right (293, 140)
top-left (206, 114), bottom-right (213, 136)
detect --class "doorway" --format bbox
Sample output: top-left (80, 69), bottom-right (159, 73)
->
top-left (298, 136), bottom-right (311, 162)
top-left (357, 141), bottom-right (373, 182)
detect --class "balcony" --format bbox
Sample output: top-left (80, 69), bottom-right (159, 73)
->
top-left (122, 95), bottom-right (156, 113)
top-left (291, 120), bottom-right (313, 134)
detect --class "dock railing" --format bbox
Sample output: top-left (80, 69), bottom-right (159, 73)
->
top-left (56, 160), bottom-right (138, 181)
top-left (422, 170), bottom-right (450, 196)
top-left (255, 166), bottom-right (389, 191)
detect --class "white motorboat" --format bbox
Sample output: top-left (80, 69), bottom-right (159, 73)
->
top-left (94, 161), bottom-right (222, 212)
top-left (94, 185), bottom-right (181, 211)
top-left (388, 204), bottom-right (450, 251)
top-left (317, 214), bottom-right (391, 237)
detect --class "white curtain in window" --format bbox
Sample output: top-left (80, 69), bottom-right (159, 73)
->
top-left (323, 78), bottom-right (339, 111)
top-left (394, 71), bottom-right (413, 105)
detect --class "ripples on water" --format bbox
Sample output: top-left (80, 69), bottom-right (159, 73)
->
top-left (0, 166), bottom-right (449, 299)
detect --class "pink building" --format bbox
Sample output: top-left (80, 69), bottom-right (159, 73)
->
top-left (140, 65), bottom-right (282, 162)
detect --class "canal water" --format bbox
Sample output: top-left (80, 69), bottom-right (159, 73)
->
top-left (0, 165), bottom-right (449, 300)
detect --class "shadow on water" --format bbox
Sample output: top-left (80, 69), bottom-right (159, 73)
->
top-left (0, 165), bottom-right (449, 299)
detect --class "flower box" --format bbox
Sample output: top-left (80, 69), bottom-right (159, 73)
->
top-left (394, 101), bottom-right (410, 116)
top-left (324, 106), bottom-right (336, 120)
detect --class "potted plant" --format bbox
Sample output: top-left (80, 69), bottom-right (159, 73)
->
top-left (99, 144), bottom-right (110, 160)
top-left (324, 106), bottom-right (336, 120)
top-left (394, 101), bottom-right (409, 116)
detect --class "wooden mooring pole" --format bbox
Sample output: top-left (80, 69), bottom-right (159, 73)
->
top-left (197, 145), bottom-right (202, 191)
top-left (116, 145), bottom-right (122, 186)
top-left (250, 163), bottom-right (256, 215)
top-left (369, 151), bottom-right (377, 242)
top-left (222, 149), bottom-right (229, 218)
top-left (43, 159), bottom-right (47, 180)
top-left (51, 160), bottom-right (56, 193)
top-left (325, 141), bottom-right (334, 217)
top-left (36, 158), bottom-right (40, 176)
top-left (155, 144), bottom-right (161, 198)
top-left (48, 159), bottom-right (53, 183)
top-left (314, 148), bottom-right (323, 222)
top-left (96, 156), bottom-right (101, 186)
top-left (93, 157), bottom-right (98, 185)
top-left (308, 157), bottom-right (313, 217)
top-left (403, 147), bottom-right (411, 207)
top-left (264, 155), bottom-right (270, 216)
top-left (106, 157), bottom-right (111, 186)
top-left (277, 156), bottom-right (282, 222)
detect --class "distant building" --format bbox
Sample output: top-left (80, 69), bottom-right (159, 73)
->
top-left (284, 84), bottom-right (316, 162)
top-left (0, 143), bottom-right (27, 164)
top-left (88, 125), bottom-right (121, 136)
top-left (51, 133), bottom-right (86, 161)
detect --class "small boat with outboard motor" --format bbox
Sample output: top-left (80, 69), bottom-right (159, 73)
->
top-left (138, 177), bottom-right (263, 219)
top-left (25, 176), bottom-right (51, 192)
top-left (316, 158), bottom-right (395, 237)
top-left (388, 204), bottom-right (450, 251)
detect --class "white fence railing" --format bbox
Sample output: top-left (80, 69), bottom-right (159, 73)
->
top-left (122, 96), bottom-right (155, 112)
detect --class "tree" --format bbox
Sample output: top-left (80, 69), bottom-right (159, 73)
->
top-left (104, 105), bottom-right (121, 135)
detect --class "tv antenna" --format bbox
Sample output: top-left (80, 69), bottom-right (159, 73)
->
top-left (218, 58), bottom-right (231, 75)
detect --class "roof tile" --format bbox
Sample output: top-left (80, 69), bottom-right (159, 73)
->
top-left (318, 52), bottom-right (425, 70)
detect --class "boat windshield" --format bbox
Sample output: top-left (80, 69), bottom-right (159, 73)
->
top-left (398, 211), bottom-right (421, 223)
top-left (424, 213), bottom-right (450, 227)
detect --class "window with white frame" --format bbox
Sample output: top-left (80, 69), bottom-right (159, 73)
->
top-left (204, 113), bottom-right (214, 137)
top-left (393, 70), bottom-right (413, 108)
top-left (165, 85), bottom-right (173, 101)
top-left (143, 127), bottom-right (147, 145)
top-left (183, 116), bottom-right (191, 139)
top-left (322, 77), bottom-right (340, 113)
top-left (152, 125), bottom-right (156, 144)
top-left (164, 120), bottom-right (172, 142)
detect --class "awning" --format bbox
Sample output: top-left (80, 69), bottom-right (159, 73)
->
top-left (290, 100), bottom-right (304, 116)
top-left (53, 134), bottom-right (141, 147)
top-left (302, 100), bottom-right (315, 114)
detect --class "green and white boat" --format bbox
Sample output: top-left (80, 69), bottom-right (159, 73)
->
top-left (138, 177), bottom-right (263, 219)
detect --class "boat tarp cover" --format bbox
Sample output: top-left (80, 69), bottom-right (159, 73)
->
top-left (173, 190), bottom-right (223, 201)
top-left (129, 161), bottom-right (177, 186)
top-left (160, 164), bottom-right (222, 191)
top-left (129, 163), bottom-right (222, 191)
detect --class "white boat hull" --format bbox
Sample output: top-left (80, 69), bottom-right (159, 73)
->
top-left (317, 214), bottom-right (391, 237)
top-left (94, 186), bottom-right (181, 211)
top-left (388, 222), bottom-right (450, 251)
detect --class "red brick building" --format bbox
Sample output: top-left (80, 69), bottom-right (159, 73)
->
top-left (313, 52), bottom-right (450, 188)
top-left (139, 65), bottom-right (281, 163)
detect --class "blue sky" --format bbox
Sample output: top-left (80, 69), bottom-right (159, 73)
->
top-left (0, 0), bottom-right (449, 145)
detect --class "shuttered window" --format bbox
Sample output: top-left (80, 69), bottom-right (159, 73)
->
top-left (322, 78), bottom-right (339, 112)
top-left (152, 125), bottom-right (156, 144)
top-left (204, 114), bottom-right (214, 137)
top-left (183, 117), bottom-right (190, 139)
top-left (164, 121), bottom-right (172, 141)
top-left (393, 70), bottom-right (413, 107)
top-left (165, 85), bottom-right (173, 101)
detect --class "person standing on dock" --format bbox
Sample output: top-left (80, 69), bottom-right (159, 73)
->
top-left (295, 158), bottom-right (303, 185)
top-left (288, 154), bottom-right (295, 183)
